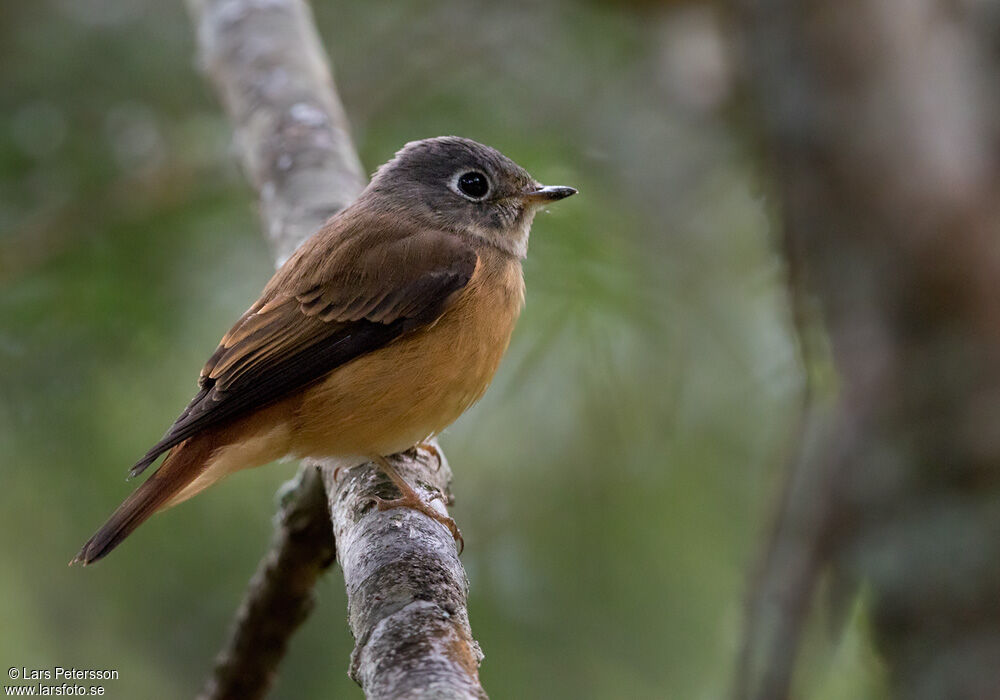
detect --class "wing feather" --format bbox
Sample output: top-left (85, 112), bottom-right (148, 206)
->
top-left (129, 217), bottom-right (477, 478)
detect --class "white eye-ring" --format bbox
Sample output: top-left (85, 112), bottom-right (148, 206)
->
top-left (450, 170), bottom-right (491, 201)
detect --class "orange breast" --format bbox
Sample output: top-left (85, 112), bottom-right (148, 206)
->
top-left (290, 248), bottom-right (524, 459)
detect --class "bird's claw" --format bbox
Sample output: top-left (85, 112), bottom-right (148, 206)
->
top-left (368, 491), bottom-right (463, 553)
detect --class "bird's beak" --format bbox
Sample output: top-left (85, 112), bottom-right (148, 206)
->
top-left (522, 185), bottom-right (578, 203)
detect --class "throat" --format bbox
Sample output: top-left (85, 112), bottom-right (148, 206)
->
top-left (460, 216), bottom-right (532, 260)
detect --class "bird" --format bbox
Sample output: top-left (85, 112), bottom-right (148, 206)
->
top-left (72, 136), bottom-right (576, 565)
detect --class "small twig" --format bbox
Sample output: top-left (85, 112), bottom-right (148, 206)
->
top-left (735, 405), bottom-right (853, 700)
top-left (198, 467), bottom-right (335, 700)
top-left (735, 158), bottom-right (835, 700)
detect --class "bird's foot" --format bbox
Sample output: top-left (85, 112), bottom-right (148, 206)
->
top-left (371, 492), bottom-right (463, 552)
top-left (370, 454), bottom-right (463, 553)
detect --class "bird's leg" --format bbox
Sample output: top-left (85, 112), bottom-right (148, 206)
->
top-left (369, 454), bottom-right (463, 552)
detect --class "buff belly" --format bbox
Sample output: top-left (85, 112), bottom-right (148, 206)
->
top-left (291, 265), bottom-right (521, 459)
top-left (164, 251), bottom-right (523, 508)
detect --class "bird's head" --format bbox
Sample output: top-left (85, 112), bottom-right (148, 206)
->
top-left (365, 136), bottom-right (576, 258)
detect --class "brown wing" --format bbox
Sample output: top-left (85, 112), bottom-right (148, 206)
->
top-left (129, 217), bottom-right (478, 477)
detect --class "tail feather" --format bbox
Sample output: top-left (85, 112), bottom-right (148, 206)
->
top-left (72, 437), bottom-right (212, 566)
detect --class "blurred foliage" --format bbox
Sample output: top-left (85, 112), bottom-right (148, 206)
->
top-left (0, 0), bottom-right (885, 698)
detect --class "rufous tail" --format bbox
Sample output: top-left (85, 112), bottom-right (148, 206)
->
top-left (71, 436), bottom-right (213, 566)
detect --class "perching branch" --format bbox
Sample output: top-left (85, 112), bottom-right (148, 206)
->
top-left (322, 451), bottom-right (486, 699)
top-left (185, 0), bottom-right (486, 697)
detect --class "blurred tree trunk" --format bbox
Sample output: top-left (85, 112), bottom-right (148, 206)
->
top-left (738, 1), bottom-right (1000, 698)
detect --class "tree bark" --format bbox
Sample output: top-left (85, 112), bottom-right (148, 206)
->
top-left (323, 452), bottom-right (486, 699)
top-left (186, 0), bottom-right (486, 697)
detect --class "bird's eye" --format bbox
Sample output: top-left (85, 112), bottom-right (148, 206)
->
top-left (456, 171), bottom-right (490, 200)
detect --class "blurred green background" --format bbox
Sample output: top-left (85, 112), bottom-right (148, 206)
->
top-left (0, 1), bottom-right (884, 698)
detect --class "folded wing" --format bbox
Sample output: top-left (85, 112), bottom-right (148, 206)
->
top-left (129, 218), bottom-right (478, 478)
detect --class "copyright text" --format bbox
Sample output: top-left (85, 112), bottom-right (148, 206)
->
top-left (4, 668), bottom-right (118, 696)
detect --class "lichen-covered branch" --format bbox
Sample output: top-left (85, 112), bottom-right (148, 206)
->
top-left (186, 0), bottom-right (366, 263)
top-left (185, 0), bottom-right (485, 697)
top-left (323, 452), bottom-right (486, 699)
